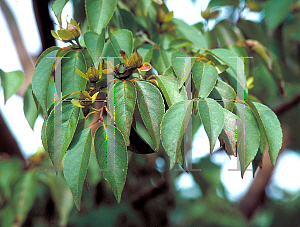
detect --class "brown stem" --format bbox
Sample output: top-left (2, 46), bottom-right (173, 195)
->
top-left (273, 93), bottom-right (300, 116)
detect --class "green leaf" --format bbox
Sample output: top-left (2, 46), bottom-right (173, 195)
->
top-left (57, 29), bottom-right (75, 41)
top-left (208, 0), bottom-right (239, 8)
top-left (152, 47), bottom-right (167, 74)
top-left (219, 109), bottom-right (243, 156)
top-left (119, 9), bottom-right (137, 36)
top-left (169, 38), bottom-right (193, 49)
top-left (138, 0), bottom-right (152, 16)
top-left (236, 103), bottom-right (260, 175)
top-left (23, 85), bottom-right (38, 129)
top-left (156, 74), bottom-right (187, 107)
top-left (209, 79), bottom-right (236, 111)
top-left (0, 159), bottom-right (23, 199)
top-left (63, 128), bottom-right (92, 210)
top-left (252, 148), bottom-right (263, 177)
top-left (109, 28), bottom-right (134, 57)
top-left (245, 101), bottom-right (283, 166)
top-left (94, 125), bottom-right (128, 203)
top-left (137, 45), bottom-right (153, 64)
top-left (62, 50), bottom-right (87, 96)
top-left (208, 49), bottom-right (247, 96)
top-left (198, 98), bottom-right (224, 154)
top-left (0, 205), bottom-right (14, 227)
top-left (12, 171), bottom-right (37, 226)
top-left (46, 102), bottom-right (80, 165)
top-left (192, 61), bottom-right (218, 98)
top-left (237, 19), bottom-right (269, 48)
top-left (136, 81), bottom-right (165, 151)
top-left (161, 100), bottom-right (192, 169)
top-left (109, 81), bottom-right (136, 145)
top-left (160, 48), bottom-right (172, 69)
top-left (45, 172), bottom-right (74, 226)
top-left (172, 18), bottom-right (207, 48)
top-left (171, 51), bottom-right (191, 88)
top-left (52, 0), bottom-right (69, 25)
top-left (42, 116), bottom-right (48, 155)
top-left (32, 49), bottom-right (59, 116)
top-left (0, 69), bottom-right (24, 103)
top-left (81, 48), bottom-right (94, 69)
top-left (209, 48), bottom-right (238, 75)
top-left (264, 0), bottom-right (293, 29)
top-left (35, 46), bottom-right (61, 67)
top-left (85, 0), bottom-right (117, 33)
top-left (84, 29), bottom-right (105, 66)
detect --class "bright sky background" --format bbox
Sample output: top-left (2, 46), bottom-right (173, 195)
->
top-left (0, 0), bottom-right (299, 202)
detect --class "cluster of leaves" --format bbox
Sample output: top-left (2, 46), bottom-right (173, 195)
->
top-left (28, 0), bottom-right (285, 209)
top-left (0, 155), bottom-right (75, 227)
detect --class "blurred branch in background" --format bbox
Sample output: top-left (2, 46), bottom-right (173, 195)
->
top-left (0, 0), bottom-right (34, 96)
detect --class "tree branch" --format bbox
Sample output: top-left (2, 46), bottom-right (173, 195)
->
top-left (273, 93), bottom-right (300, 116)
top-left (0, 0), bottom-right (34, 96)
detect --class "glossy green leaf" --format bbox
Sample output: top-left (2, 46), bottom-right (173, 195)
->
top-left (109, 28), bottom-right (134, 57)
top-left (109, 81), bottom-right (136, 145)
top-left (0, 69), bottom-right (24, 103)
top-left (41, 115), bottom-right (48, 155)
top-left (23, 85), bottom-right (38, 129)
top-left (62, 50), bottom-right (87, 96)
top-left (52, 0), bottom-right (69, 25)
top-left (85, 0), bottom-right (117, 33)
top-left (156, 74), bottom-right (187, 107)
top-left (192, 61), bottom-right (218, 98)
top-left (136, 81), bottom-right (165, 150)
top-left (57, 29), bottom-right (75, 41)
top-left (152, 48), bottom-right (167, 74)
top-left (160, 48), bottom-right (172, 69)
top-left (94, 125), bottom-right (128, 203)
top-left (209, 79), bottom-right (236, 111)
top-left (208, 49), bottom-right (247, 96)
top-left (46, 102), bottom-right (80, 165)
top-left (12, 171), bottom-right (37, 227)
top-left (161, 100), bottom-right (192, 169)
top-left (32, 49), bottom-right (58, 116)
top-left (84, 29), bottom-right (105, 66)
top-left (198, 98), bottom-right (224, 154)
top-left (35, 46), bottom-right (61, 67)
top-left (119, 9), bottom-right (137, 36)
top-left (236, 103), bottom-right (260, 175)
top-left (219, 109), bottom-right (243, 156)
top-left (208, 0), bottom-right (239, 8)
top-left (264, 0), bottom-right (293, 29)
top-left (246, 101), bottom-right (282, 166)
top-left (169, 38), bottom-right (193, 49)
top-left (209, 49), bottom-right (238, 75)
top-left (64, 128), bottom-right (92, 210)
top-left (172, 18), bottom-right (207, 48)
top-left (171, 51), bottom-right (191, 88)
top-left (137, 45), bottom-right (153, 64)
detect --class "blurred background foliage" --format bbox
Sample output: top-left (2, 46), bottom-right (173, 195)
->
top-left (0, 0), bottom-right (300, 226)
